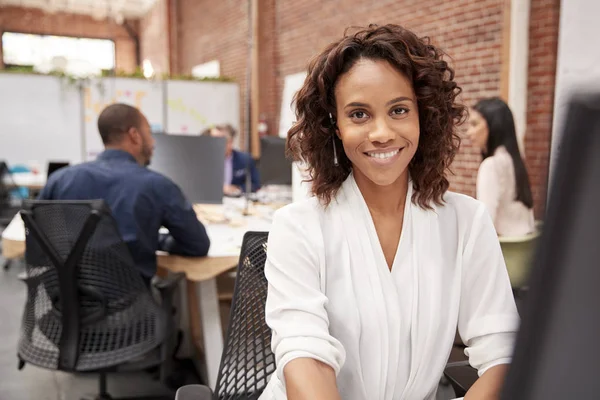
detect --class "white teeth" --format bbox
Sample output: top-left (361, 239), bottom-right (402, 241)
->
top-left (367, 150), bottom-right (399, 159)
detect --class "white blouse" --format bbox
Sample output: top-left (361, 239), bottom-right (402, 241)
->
top-left (260, 174), bottom-right (519, 400)
top-left (476, 146), bottom-right (536, 236)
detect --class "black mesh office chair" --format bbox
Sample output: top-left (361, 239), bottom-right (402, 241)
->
top-left (0, 161), bottom-right (20, 227)
top-left (18, 200), bottom-right (183, 400)
top-left (176, 231), bottom-right (274, 400)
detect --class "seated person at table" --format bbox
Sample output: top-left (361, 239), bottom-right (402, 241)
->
top-left (202, 124), bottom-right (260, 196)
top-left (39, 103), bottom-right (210, 284)
top-left (260, 24), bottom-right (518, 400)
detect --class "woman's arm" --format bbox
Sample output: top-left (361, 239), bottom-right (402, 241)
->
top-left (458, 203), bottom-right (520, 397)
top-left (264, 206), bottom-right (345, 397)
top-left (464, 364), bottom-right (508, 400)
top-left (476, 157), bottom-right (501, 224)
top-left (284, 358), bottom-right (341, 400)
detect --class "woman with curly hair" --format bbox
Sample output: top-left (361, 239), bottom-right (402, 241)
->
top-left (260, 24), bottom-right (518, 400)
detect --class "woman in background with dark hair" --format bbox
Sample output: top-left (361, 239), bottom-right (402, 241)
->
top-left (467, 98), bottom-right (535, 236)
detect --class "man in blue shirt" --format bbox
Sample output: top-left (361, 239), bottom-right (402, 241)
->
top-left (39, 103), bottom-right (210, 283)
top-left (202, 124), bottom-right (260, 196)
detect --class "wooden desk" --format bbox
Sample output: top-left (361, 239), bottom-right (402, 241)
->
top-left (1, 198), bottom-right (277, 388)
top-left (3, 173), bottom-right (46, 191)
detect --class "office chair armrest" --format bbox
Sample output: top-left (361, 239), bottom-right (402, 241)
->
top-left (152, 272), bottom-right (186, 298)
top-left (175, 384), bottom-right (213, 400)
top-left (446, 360), bottom-right (471, 369)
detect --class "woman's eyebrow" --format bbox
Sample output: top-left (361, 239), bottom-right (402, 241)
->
top-left (385, 96), bottom-right (414, 106)
top-left (344, 101), bottom-right (369, 108)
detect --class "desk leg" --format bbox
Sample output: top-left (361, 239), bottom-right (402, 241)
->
top-left (175, 277), bottom-right (194, 358)
top-left (196, 278), bottom-right (223, 389)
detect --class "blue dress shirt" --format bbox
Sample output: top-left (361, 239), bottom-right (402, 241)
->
top-left (39, 149), bottom-right (210, 280)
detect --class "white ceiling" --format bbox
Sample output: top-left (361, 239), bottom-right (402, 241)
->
top-left (0, 0), bottom-right (158, 20)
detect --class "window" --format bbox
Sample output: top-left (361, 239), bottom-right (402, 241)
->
top-left (191, 60), bottom-right (220, 79)
top-left (2, 32), bottom-right (115, 74)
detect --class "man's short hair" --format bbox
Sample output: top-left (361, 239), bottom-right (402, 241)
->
top-left (97, 103), bottom-right (143, 145)
top-left (201, 124), bottom-right (237, 139)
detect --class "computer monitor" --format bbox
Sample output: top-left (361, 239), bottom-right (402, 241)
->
top-left (150, 133), bottom-right (226, 204)
top-left (501, 92), bottom-right (600, 399)
top-left (47, 161), bottom-right (69, 178)
top-left (259, 136), bottom-right (292, 186)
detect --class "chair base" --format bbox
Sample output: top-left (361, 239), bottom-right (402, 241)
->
top-left (80, 372), bottom-right (173, 400)
top-left (82, 395), bottom-right (172, 400)
top-left (82, 396), bottom-right (172, 400)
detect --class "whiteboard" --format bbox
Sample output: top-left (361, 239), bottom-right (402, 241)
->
top-left (551, 0), bottom-right (600, 179)
top-left (278, 72), bottom-right (307, 139)
top-left (0, 73), bottom-right (83, 168)
top-left (83, 78), bottom-right (164, 160)
top-left (165, 81), bottom-right (240, 136)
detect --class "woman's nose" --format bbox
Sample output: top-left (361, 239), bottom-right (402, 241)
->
top-left (368, 120), bottom-right (395, 144)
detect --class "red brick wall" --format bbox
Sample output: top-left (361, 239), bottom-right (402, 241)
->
top-left (140, 0), bottom-right (170, 75)
top-left (0, 6), bottom-right (137, 72)
top-left (278, 0), bottom-right (506, 196)
top-left (174, 0), bottom-right (249, 140)
top-left (163, 0), bottom-right (557, 204)
top-left (525, 0), bottom-right (560, 218)
top-left (171, 0), bottom-right (506, 196)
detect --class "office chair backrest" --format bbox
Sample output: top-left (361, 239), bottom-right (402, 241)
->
top-left (214, 231), bottom-right (275, 400)
top-left (499, 230), bottom-right (540, 288)
top-left (18, 200), bottom-right (166, 372)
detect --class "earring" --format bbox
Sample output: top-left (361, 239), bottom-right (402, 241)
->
top-left (333, 137), bottom-right (339, 166)
top-left (329, 113), bottom-right (339, 166)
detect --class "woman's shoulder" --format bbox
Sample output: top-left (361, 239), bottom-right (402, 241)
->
top-left (438, 191), bottom-right (487, 225)
top-left (481, 146), bottom-right (513, 171)
top-left (271, 196), bottom-right (324, 229)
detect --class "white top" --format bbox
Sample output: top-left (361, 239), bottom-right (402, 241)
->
top-left (476, 146), bottom-right (535, 236)
top-left (260, 174), bottom-right (519, 400)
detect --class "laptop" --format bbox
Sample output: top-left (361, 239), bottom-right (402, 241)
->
top-left (47, 161), bottom-right (69, 178)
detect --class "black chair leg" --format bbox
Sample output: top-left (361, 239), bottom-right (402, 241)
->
top-left (3, 259), bottom-right (11, 270)
top-left (94, 372), bottom-right (112, 400)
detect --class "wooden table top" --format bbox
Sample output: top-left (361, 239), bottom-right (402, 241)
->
top-left (1, 198), bottom-right (278, 282)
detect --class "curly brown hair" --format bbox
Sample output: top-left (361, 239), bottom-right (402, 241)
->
top-left (287, 24), bottom-right (466, 208)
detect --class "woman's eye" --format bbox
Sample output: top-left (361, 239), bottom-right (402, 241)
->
top-left (350, 111), bottom-right (367, 119)
top-left (391, 107), bottom-right (408, 116)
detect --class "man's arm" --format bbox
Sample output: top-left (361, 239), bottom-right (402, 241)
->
top-left (158, 179), bottom-right (210, 256)
top-left (37, 177), bottom-right (56, 200)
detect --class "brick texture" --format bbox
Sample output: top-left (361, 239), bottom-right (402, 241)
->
top-left (140, 0), bottom-right (170, 75)
top-left (145, 0), bottom-right (558, 204)
top-left (525, 0), bottom-right (560, 218)
top-left (174, 0), bottom-right (250, 141)
top-left (0, 6), bottom-right (137, 72)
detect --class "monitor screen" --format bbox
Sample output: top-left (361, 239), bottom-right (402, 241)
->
top-left (259, 136), bottom-right (292, 186)
top-left (150, 134), bottom-right (226, 204)
top-left (47, 161), bottom-right (69, 178)
top-left (501, 92), bottom-right (600, 399)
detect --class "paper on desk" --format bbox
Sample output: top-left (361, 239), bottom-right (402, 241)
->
top-left (1, 213), bottom-right (25, 241)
